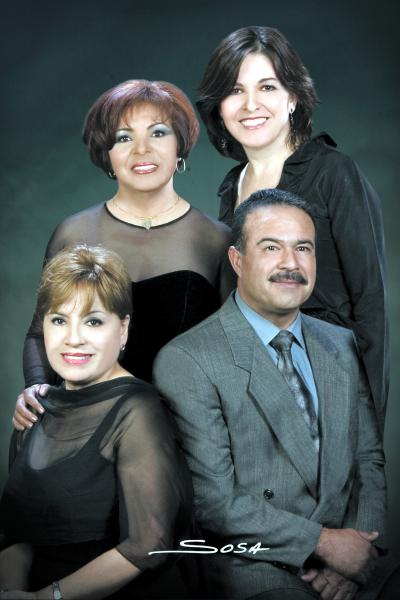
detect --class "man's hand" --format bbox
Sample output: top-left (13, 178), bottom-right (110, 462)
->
top-left (12, 385), bottom-right (48, 431)
top-left (314, 527), bottom-right (378, 585)
top-left (302, 567), bottom-right (359, 600)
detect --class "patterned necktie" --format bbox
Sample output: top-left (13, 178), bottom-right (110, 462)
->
top-left (270, 330), bottom-right (319, 452)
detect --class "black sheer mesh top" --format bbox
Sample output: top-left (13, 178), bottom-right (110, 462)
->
top-left (24, 203), bottom-right (236, 384)
top-left (2, 377), bottom-right (193, 571)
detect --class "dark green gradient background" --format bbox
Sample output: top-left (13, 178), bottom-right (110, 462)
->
top-left (1, 0), bottom-right (399, 553)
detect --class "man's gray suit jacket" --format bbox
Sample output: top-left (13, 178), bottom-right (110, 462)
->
top-left (154, 294), bottom-right (390, 599)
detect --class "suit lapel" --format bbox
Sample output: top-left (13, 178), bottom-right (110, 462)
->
top-left (218, 294), bottom-right (254, 371)
top-left (220, 299), bottom-right (354, 507)
top-left (219, 297), bottom-right (319, 497)
top-left (302, 316), bottom-right (353, 501)
top-left (249, 344), bottom-right (320, 497)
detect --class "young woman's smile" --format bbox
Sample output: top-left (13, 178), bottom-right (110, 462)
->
top-left (220, 52), bottom-right (296, 154)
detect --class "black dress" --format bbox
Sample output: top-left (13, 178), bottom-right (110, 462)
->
top-left (0, 377), bottom-right (194, 598)
top-left (23, 204), bottom-right (236, 385)
top-left (217, 132), bottom-right (388, 433)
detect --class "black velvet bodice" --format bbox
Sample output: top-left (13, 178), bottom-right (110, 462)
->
top-left (23, 204), bottom-right (235, 386)
top-left (124, 270), bottom-right (219, 381)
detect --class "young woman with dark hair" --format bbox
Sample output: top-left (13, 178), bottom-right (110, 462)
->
top-left (197, 26), bottom-right (388, 433)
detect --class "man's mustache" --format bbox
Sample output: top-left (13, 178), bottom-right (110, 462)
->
top-left (269, 271), bottom-right (308, 285)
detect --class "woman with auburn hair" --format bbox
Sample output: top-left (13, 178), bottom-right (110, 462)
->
top-left (0, 244), bottom-right (193, 599)
top-left (197, 26), bottom-right (388, 433)
top-left (13, 79), bottom-right (235, 428)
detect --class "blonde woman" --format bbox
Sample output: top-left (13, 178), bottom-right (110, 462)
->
top-left (0, 245), bottom-right (192, 599)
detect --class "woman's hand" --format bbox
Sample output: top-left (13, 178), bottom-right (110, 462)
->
top-left (12, 385), bottom-right (49, 431)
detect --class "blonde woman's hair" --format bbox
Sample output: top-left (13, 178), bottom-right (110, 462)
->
top-left (37, 244), bottom-right (132, 320)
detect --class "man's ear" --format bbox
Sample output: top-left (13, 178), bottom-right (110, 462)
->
top-left (228, 245), bottom-right (242, 278)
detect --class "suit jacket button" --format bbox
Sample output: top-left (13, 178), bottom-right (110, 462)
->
top-left (263, 489), bottom-right (274, 500)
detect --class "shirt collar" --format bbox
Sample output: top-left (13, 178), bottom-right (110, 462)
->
top-left (217, 132), bottom-right (337, 197)
top-left (235, 290), bottom-right (305, 349)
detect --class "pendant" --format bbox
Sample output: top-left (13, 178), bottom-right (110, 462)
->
top-left (142, 218), bottom-right (152, 230)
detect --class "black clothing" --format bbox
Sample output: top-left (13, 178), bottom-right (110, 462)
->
top-left (23, 204), bottom-right (235, 384)
top-left (0, 377), bottom-right (194, 597)
top-left (218, 133), bottom-right (388, 432)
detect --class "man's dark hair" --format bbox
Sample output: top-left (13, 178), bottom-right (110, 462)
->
top-left (232, 188), bottom-right (316, 252)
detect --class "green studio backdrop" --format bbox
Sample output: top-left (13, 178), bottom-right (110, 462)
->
top-left (1, 0), bottom-right (399, 554)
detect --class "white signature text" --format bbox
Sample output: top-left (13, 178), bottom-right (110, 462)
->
top-left (148, 539), bottom-right (270, 555)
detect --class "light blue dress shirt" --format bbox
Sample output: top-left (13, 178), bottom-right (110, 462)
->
top-left (235, 291), bottom-right (319, 415)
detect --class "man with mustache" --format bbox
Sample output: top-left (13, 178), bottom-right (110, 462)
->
top-left (154, 189), bottom-right (398, 599)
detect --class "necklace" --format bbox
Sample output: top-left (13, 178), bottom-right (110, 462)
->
top-left (111, 194), bottom-right (181, 230)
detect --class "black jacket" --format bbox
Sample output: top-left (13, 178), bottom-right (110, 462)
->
top-left (218, 133), bottom-right (389, 433)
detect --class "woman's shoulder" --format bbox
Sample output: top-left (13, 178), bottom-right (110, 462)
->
top-left (297, 133), bottom-right (378, 203)
top-left (55, 202), bottom-right (106, 231)
top-left (188, 206), bottom-right (232, 236)
top-left (116, 378), bottom-right (165, 410)
top-left (46, 202), bottom-right (107, 255)
top-left (112, 379), bottom-right (175, 435)
top-left (217, 162), bottom-right (246, 196)
top-left (302, 132), bottom-right (357, 169)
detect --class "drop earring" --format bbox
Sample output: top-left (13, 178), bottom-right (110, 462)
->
top-left (176, 158), bottom-right (186, 174)
top-left (289, 108), bottom-right (297, 148)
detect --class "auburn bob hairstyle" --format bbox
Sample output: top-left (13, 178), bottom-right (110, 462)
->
top-left (83, 80), bottom-right (200, 175)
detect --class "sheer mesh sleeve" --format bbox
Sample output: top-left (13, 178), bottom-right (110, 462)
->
top-left (2, 432), bottom-right (27, 542)
top-left (3, 379), bottom-right (193, 575)
top-left (99, 388), bottom-right (193, 570)
top-left (8, 430), bottom-right (24, 469)
top-left (23, 203), bottom-right (236, 387)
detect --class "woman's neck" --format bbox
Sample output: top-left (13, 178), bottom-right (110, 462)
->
top-left (112, 180), bottom-right (177, 215)
top-left (237, 141), bottom-right (295, 205)
top-left (107, 181), bottom-right (189, 228)
top-left (64, 364), bottom-right (133, 391)
top-left (245, 135), bottom-right (294, 173)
